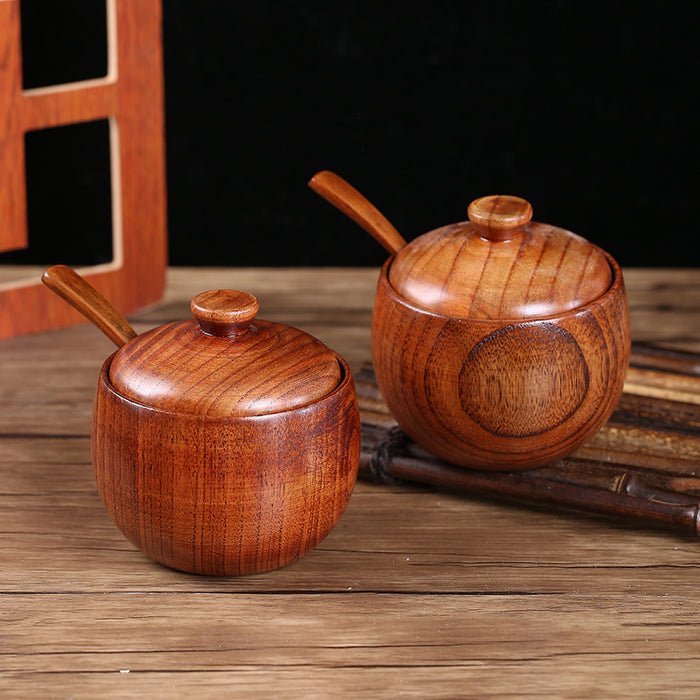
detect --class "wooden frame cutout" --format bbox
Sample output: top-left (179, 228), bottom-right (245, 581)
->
top-left (0, 0), bottom-right (167, 339)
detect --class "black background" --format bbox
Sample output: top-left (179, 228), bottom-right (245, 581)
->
top-left (4, 1), bottom-right (697, 268)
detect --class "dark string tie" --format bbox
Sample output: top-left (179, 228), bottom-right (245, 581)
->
top-left (368, 425), bottom-right (407, 485)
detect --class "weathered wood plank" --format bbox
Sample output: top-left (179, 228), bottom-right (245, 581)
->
top-left (2, 267), bottom-right (700, 698)
top-left (2, 448), bottom-right (699, 596)
top-left (3, 667), bottom-right (700, 700)
top-left (2, 593), bottom-right (700, 698)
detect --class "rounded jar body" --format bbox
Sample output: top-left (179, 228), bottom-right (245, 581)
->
top-left (371, 255), bottom-right (630, 470)
top-left (92, 354), bottom-right (360, 575)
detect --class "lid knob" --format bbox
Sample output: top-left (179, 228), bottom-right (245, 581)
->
top-left (468, 195), bottom-right (533, 242)
top-left (191, 290), bottom-right (259, 337)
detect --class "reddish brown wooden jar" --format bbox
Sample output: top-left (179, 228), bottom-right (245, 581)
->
top-left (371, 195), bottom-right (630, 470)
top-left (92, 289), bottom-right (360, 575)
top-left (308, 172), bottom-right (630, 471)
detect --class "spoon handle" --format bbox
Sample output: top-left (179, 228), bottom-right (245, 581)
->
top-left (308, 171), bottom-right (407, 256)
top-left (41, 265), bottom-right (138, 348)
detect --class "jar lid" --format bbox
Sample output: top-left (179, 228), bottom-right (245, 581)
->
top-left (108, 290), bottom-right (342, 417)
top-left (389, 195), bottom-right (612, 320)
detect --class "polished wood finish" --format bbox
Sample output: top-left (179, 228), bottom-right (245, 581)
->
top-left (389, 197), bottom-right (613, 320)
top-left (108, 296), bottom-right (342, 417)
top-left (373, 254), bottom-right (631, 469)
top-left (466, 194), bottom-right (533, 241)
top-left (357, 352), bottom-right (700, 535)
top-left (308, 170), bottom-right (408, 255)
top-left (307, 173), bottom-right (612, 319)
top-left (190, 289), bottom-right (259, 335)
top-left (2, 267), bottom-right (700, 697)
top-left (93, 353), bottom-right (359, 575)
top-left (41, 268), bottom-right (357, 574)
top-left (0, 0), bottom-right (167, 339)
top-left (41, 264), bottom-right (137, 347)
top-left (307, 174), bottom-right (625, 469)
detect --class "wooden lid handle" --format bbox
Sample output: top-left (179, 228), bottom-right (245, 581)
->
top-left (191, 290), bottom-right (259, 337)
top-left (467, 195), bottom-right (533, 242)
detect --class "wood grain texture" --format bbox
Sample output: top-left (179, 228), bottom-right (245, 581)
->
top-left (38, 269), bottom-right (358, 575)
top-left (358, 360), bottom-right (700, 535)
top-left (0, 0), bottom-right (26, 254)
top-left (307, 174), bottom-right (612, 321)
top-left (109, 295), bottom-right (341, 417)
top-left (2, 267), bottom-right (700, 698)
top-left (0, 0), bottom-right (167, 339)
top-left (308, 170), bottom-right (408, 255)
top-left (93, 353), bottom-right (359, 575)
top-left (389, 212), bottom-right (613, 320)
top-left (309, 177), bottom-right (627, 468)
top-left (190, 289), bottom-right (259, 335)
top-left (373, 253), bottom-right (631, 469)
top-left (466, 194), bottom-right (533, 241)
top-left (41, 264), bottom-right (137, 347)
top-left (3, 593), bottom-right (700, 698)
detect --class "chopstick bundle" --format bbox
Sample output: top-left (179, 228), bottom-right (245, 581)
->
top-left (357, 343), bottom-right (700, 535)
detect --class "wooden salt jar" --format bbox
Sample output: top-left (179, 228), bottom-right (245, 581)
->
top-left (43, 267), bottom-right (360, 575)
top-left (310, 173), bottom-right (631, 470)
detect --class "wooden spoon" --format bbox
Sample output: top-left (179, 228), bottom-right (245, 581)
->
top-left (41, 265), bottom-right (138, 348)
top-left (308, 170), bottom-right (408, 256)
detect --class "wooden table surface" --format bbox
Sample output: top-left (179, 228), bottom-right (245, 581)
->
top-left (2, 267), bottom-right (700, 698)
